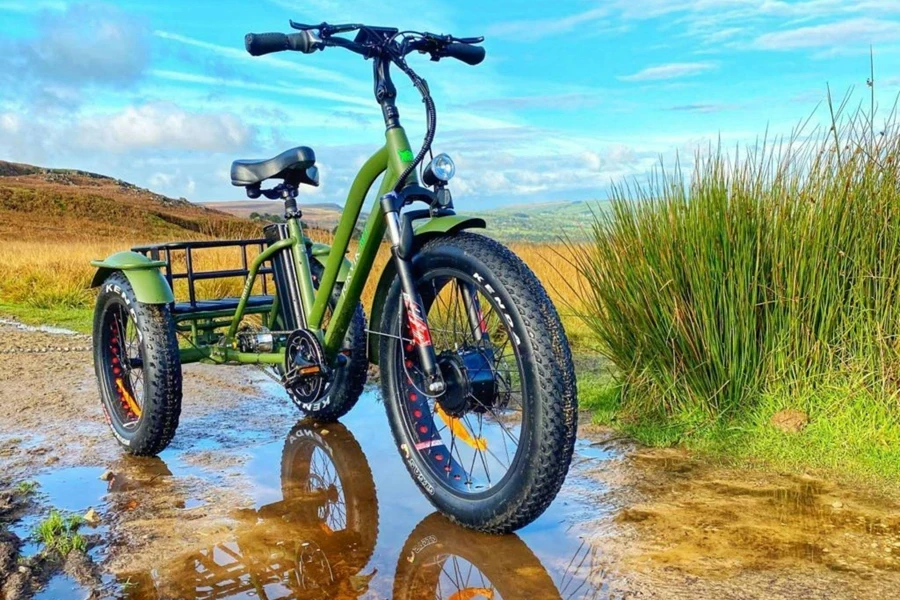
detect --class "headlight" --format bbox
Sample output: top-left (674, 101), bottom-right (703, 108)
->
top-left (423, 153), bottom-right (455, 187)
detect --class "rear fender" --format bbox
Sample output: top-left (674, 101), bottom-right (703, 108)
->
top-left (367, 215), bottom-right (486, 365)
top-left (90, 251), bottom-right (174, 304)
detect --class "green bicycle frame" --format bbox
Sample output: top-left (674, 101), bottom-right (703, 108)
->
top-left (219, 126), bottom-right (417, 362)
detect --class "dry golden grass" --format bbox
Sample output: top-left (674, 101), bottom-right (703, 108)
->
top-left (0, 235), bottom-right (588, 343)
top-left (0, 162), bottom-right (589, 344)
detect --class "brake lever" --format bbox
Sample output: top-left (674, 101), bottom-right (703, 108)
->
top-left (453, 36), bottom-right (484, 44)
top-left (289, 20), bottom-right (318, 30)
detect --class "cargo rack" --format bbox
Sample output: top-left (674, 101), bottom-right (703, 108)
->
top-left (131, 239), bottom-right (275, 319)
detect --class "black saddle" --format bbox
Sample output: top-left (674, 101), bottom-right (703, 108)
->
top-left (230, 146), bottom-right (318, 187)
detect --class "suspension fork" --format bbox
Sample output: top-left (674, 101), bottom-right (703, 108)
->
top-left (381, 193), bottom-right (446, 394)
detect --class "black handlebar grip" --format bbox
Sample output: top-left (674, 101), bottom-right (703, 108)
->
top-left (443, 43), bottom-right (485, 66)
top-left (244, 32), bottom-right (314, 56)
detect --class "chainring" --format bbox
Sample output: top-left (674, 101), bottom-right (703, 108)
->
top-left (283, 329), bottom-right (329, 409)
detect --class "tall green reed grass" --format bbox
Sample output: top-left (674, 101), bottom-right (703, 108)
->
top-left (572, 89), bottom-right (900, 421)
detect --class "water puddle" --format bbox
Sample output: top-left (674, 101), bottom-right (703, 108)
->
top-left (32, 573), bottom-right (83, 600)
top-left (7, 377), bottom-right (900, 599)
top-left (107, 391), bottom-right (612, 599)
top-left (10, 466), bottom-right (110, 560)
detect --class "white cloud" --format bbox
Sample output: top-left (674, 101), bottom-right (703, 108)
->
top-left (75, 104), bottom-right (255, 153)
top-left (753, 17), bottom-right (900, 50)
top-left (0, 1), bottom-right (66, 13)
top-left (486, 1), bottom-right (900, 50)
top-left (1, 3), bottom-right (149, 89)
top-left (619, 62), bottom-right (718, 82)
top-left (153, 30), bottom-right (359, 88)
top-left (150, 70), bottom-right (372, 108)
top-left (487, 8), bottom-right (609, 40)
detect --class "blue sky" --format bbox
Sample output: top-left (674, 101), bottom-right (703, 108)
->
top-left (1, 1), bottom-right (899, 209)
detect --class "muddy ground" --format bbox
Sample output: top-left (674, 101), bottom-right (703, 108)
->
top-left (0, 319), bottom-right (898, 599)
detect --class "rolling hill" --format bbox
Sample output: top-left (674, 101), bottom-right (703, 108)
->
top-left (201, 200), bottom-right (355, 232)
top-left (481, 200), bottom-right (602, 242)
top-left (0, 158), bottom-right (600, 244)
top-left (0, 161), bottom-right (260, 242)
top-left (204, 197), bottom-right (603, 243)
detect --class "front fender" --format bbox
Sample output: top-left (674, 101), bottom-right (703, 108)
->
top-left (90, 251), bottom-right (175, 304)
top-left (367, 215), bottom-right (486, 365)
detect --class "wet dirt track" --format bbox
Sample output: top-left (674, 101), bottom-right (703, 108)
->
top-left (1, 320), bottom-right (899, 599)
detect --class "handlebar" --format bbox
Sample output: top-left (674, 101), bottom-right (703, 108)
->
top-left (244, 22), bottom-right (485, 66)
top-left (243, 21), bottom-right (485, 195)
top-left (244, 31), bottom-right (318, 56)
top-left (441, 42), bottom-right (485, 66)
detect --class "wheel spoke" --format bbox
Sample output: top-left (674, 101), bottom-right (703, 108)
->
top-left (398, 269), bottom-right (530, 497)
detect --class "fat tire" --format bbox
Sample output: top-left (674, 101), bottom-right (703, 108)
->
top-left (379, 232), bottom-right (578, 533)
top-left (284, 261), bottom-right (367, 421)
top-left (93, 272), bottom-right (182, 456)
top-left (280, 421), bottom-right (378, 570)
top-left (393, 512), bottom-right (559, 599)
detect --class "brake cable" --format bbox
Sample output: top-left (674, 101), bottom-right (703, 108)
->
top-left (387, 34), bottom-right (438, 193)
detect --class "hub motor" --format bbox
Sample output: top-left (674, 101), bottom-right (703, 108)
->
top-left (435, 348), bottom-right (499, 417)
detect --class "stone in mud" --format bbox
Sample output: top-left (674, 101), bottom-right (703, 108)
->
top-left (770, 409), bottom-right (809, 433)
top-left (99, 470), bottom-right (114, 482)
top-left (1, 568), bottom-right (30, 600)
top-left (83, 508), bottom-right (101, 526)
top-left (0, 530), bottom-right (21, 587)
top-left (63, 549), bottom-right (103, 592)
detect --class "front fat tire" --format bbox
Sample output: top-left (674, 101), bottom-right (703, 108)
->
top-left (379, 232), bottom-right (578, 533)
top-left (393, 513), bottom-right (560, 600)
top-left (93, 272), bottom-right (182, 456)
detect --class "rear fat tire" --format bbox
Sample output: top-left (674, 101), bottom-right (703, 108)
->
top-left (93, 272), bottom-right (182, 456)
top-left (379, 232), bottom-right (578, 533)
top-left (285, 261), bottom-right (368, 422)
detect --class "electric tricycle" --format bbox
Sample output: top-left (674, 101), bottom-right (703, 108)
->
top-left (90, 20), bottom-right (577, 533)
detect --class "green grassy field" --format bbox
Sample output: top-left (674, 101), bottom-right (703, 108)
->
top-left (479, 200), bottom-right (601, 242)
top-left (572, 91), bottom-right (900, 488)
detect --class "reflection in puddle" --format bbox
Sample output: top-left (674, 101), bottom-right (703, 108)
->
top-left (32, 573), bottom-right (82, 600)
top-left (117, 395), bottom-right (607, 599)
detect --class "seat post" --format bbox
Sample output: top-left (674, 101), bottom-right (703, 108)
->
top-left (275, 183), bottom-right (300, 220)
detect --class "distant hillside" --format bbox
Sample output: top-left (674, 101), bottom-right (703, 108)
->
top-left (204, 198), bottom-right (603, 242)
top-left (0, 161), bottom-right (260, 242)
top-left (482, 200), bottom-right (603, 243)
top-left (202, 200), bottom-right (355, 232)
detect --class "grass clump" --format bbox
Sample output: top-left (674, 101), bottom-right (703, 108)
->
top-left (34, 510), bottom-right (86, 556)
top-left (15, 481), bottom-right (38, 496)
top-left (572, 88), bottom-right (900, 482)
